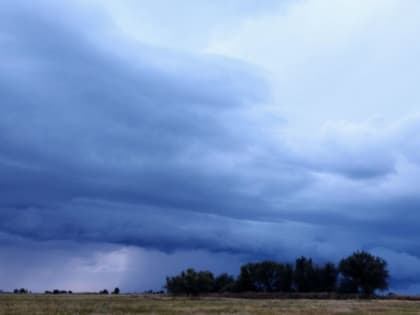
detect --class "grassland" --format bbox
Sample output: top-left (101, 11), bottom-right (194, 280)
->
top-left (1, 294), bottom-right (420, 315)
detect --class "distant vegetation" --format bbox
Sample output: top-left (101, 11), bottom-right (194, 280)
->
top-left (44, 290), bottom-right (72, 294)
top-left (165, 251), bottom-right (389, 297)
top-left (13, 288), bottom-right (30, 294)
top-left (7, 251), bottom-right (389, 298)
top-left (12, 288), bottom-right (120, 295)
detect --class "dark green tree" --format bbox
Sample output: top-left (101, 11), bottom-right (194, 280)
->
top-left (165, 272), bottom-right (185, 295)
top-left (112, 287), bottom-right (120, 294)
top-left (197, 271), bottom-right (215, 293)
top-left (236, 261), bottom-right (293, 292)
top-left (236, 264), bottom-right (255, 292)
top-left (337, 277), bottom-right (358, 294)
top-left (165, 268), bottom-right (215, 296)
top-left (338, 251), bottom-right (388, 296)
top-left (275, 263), bottom-right (294, 292)
top-left (311, 262), bottom-right (338, 292)
top-left (15, 288), bottom-right (28, 294)
top-left (294, 257), bottom-right (316, 292)
top-left (214, 273), bottom-right (235, 292)
top-left (321, 262), bottom-right (338, 292)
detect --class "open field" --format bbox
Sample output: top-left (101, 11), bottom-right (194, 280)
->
top-left (1, 295), bottom-right (420, 315)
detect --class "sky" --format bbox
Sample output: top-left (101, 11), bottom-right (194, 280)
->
top-left (1, 0), bottom-right (420, 293)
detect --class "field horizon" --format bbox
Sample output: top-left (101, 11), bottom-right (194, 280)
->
top-left (2, 294), bottom-right (420, 315)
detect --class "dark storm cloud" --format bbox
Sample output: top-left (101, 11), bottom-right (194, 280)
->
top-left (0, 1), bottom-right (312, 251)
top-left (3, 0), bottom-right (420, 293)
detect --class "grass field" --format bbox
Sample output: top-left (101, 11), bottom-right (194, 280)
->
top-left (1, 294), bottom-right (420, 315)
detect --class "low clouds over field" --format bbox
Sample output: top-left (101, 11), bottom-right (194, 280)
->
top-left (2, 0), bottom-right (420, 293)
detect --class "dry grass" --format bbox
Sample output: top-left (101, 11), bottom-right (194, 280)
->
top-left (1, 294), bottom-right (420, 315)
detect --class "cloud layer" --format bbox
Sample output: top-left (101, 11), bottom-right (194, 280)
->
top-left (2, 0), bottom-right (420, 293)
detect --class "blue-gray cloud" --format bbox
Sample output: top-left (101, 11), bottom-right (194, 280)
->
top-left (2, 0), bottom-right (420, 293)
top-left (0, 1), bottom-right (303, 247)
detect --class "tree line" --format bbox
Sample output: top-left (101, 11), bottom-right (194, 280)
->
top-left (12, 288), bottom-right (120, 295)
top-left (165, 251), bottom-right (389, 297)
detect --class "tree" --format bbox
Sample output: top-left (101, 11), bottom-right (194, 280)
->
top-left (14, 288), bottom-right (28, 294)
top-left (308, 262), bottom-right (339, 292)
top-left (274, 263), bottom-right (293, 292)
top-left (196, 271), bottom-right (215, 293)
top-left (236, 261), bottom-right (293, 292)
top-left (320, 262), bottom-right (338, 292)
top-left (182, 269), bottom-right (199, 295)
top-left (214, 273), bottom-right (235, 292)
top-left (337, 277), bottom-right (358, 294)
top-left (339, 251), bottom-right (388, 296)
top-left (165, 268), bottom-right (215, 296)
top-left (294, 257), bottom-right (316, 292)
top-left (236, 264), bottom-right (255, 292)
top-left (112, 287), bottom-right (120, 295)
